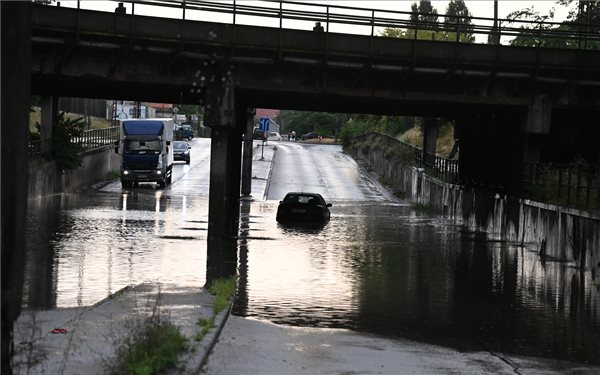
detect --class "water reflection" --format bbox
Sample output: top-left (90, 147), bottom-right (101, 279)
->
top-left (233, 201), bottom-right (600, 365)
top-left (23, 193), bottom-right (599, 364)
top-left (23, 192), bottom-right (207, 309)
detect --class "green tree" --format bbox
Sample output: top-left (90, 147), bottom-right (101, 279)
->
top-left (275, 111), bottom-right (337, 137)
top-left (36, 112), bottom-right (85, 172)
top-left (383, 0), bottom-right (473, 42)
top-left (444, 0), bottom-right (475, 42)
top-left (506, 1), bottom-right (599, 49)
top-left (410, 0), bottom-right (439, 29)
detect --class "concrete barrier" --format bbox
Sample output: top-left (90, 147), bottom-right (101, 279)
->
top-left (28, 147), bottom-right (120, 199)
top-left (347, 133), bottom-right (600, 277)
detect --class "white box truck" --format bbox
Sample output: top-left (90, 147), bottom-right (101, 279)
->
top-left (115, 118), bottom-right (174, 188)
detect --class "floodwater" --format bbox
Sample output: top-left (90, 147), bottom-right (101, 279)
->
top-left (22, 140), bottom-right (600, 366)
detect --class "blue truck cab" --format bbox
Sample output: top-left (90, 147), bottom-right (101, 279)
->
top-left (115, 119), bottom-right (174, 188)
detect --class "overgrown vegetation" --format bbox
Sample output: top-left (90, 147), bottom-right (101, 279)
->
top-left (111, 315), bottom-right (188, 375)
top-left (207, 276), bottom-right (237, 315)
top-left (109, 290), bottom-right (188, 375)
top-left (194, 276), bottom-right (237, 342)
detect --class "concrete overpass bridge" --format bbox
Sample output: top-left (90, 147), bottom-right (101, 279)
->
top-left (25, 0), bottom-right (600, 269)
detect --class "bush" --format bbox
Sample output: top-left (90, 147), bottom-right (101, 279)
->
top-left (36, 111), bottom-right (85, 172)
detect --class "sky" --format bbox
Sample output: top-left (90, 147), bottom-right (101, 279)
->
top-left (59, 0), bottom-right (577, 37)
top-left (354, 1), bottom-right (574, 21)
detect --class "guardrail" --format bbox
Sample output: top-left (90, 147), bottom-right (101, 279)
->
top-left (29, 127), bottom-right (120, 156)
top-left (77, 126), bottom-right (120, 152)
top-left (50, 0), bottom-right (599, 49)
top-left (523, 162), bottom-right (600, 211)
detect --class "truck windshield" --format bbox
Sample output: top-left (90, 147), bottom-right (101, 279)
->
top-left (124, 139), bottom-right (161, 155)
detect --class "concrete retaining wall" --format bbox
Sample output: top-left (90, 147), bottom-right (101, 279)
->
top-left (29, 147), bottom-right (120, 199)
top-left (348, 134), bottom-right (600, 277)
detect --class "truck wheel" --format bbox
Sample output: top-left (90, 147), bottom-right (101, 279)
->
top-left (187, 136), bottom-right (192, 141)
top-left (186, 159), bottom-right (190, 165)
top-left (158, 179), bottom-right (166, 188)
top-left (121, 181), bottom-right (130, 188)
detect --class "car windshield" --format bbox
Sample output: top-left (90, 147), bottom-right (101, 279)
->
top-left (173, 142), bottom-right (188, 150)
top-left (124, 138), bottom-right (161, 155)
top-left (284, 194), bottom-right (320, 205)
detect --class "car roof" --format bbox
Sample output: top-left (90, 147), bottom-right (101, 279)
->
top-left (284, 192), bottom-right (323, 198)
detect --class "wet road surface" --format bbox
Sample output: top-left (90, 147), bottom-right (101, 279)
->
top-left (23, 139), bottom-right (600, 368)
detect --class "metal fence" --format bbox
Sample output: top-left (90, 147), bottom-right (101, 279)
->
top-left (29, 127), bottom-right (120, 156)
top-left (50, 0), bottom-right (599, 49)
top-left (355, 132), bottom-right (459, 184)
top-left (77, 126), bottom-right (120, 152)
top-left (522, 162), bottom-right (600, 211)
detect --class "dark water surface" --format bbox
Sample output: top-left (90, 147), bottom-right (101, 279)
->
top-left (234, 200), bottom-right (600, 365)
top-left (24, 193), bottom-right (600, 365)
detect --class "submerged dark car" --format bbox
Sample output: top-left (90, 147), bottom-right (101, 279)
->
top-left (173, 141), bottom-right (191, 164)
top-left (276, 192), bottom-right (332, 223)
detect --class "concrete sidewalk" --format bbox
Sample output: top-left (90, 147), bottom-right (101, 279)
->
top-left (13, 284), bottom-right (226, 375)
top-left (12, 143), bottom-right (278, 375)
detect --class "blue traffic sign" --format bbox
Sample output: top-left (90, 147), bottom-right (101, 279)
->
top-left (259, 117), bottom-right (270, 132)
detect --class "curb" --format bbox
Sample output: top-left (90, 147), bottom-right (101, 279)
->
top-left (196, 300), bottom-right (233, 372)
top-left (263, 146), bottom-right (277, 200)
top-left (168, 294), bottom-right (234, 375)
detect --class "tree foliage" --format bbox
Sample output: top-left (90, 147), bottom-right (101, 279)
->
top-left (410, 0), bottom-right (439, 29)
top-left (506, 1), bottom-right (599, 49)
top-left (444, 0), bottom-right (475, 42)
top-left (36, 112), bottom-right (85, 172)
top-left (275, 110), bottom-right (337, 137)
top-left (382, 0), bottom-right (474, 43)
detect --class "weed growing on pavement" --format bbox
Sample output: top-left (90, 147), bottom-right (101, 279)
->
top-left (194, 318), bottom-right (215, 342)
top-left (108, 288), bottom-right (188, 375)
top-left (207, 276), bottom-right (237, 315)
top-left (111, 315), bottom-right (187, 375)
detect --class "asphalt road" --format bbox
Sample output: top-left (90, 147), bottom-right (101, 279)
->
top-left (266, 142), bottom-right (393, 202)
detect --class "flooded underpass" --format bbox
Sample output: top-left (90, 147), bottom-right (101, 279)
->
top-left (22, 140), bottom-right (600, 367)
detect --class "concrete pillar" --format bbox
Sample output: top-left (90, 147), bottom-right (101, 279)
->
top-left (241, 108), bottom-right (255, 197)
top-left (1, 2), bottom-right (31, 374)
top-left (41, 96), bottom-right (58, 154)
top-left (522, 94), bottom-right (551, 164)
top-left (204, 75), bottom-right (240, 283)
top-left (422, 117), bottom-right (439, 167)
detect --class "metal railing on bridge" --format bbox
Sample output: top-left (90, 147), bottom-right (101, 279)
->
top-left (52, 0), bottom-right (599, 49)
top-left (523, 162), bottom-right (600, 212)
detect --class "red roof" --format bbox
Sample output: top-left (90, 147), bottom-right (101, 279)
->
top-left (256, 108), bottom-right (279, 119)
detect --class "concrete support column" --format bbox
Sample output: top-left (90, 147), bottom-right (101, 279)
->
top-left (422, 117), bottom-right (440, 167)
top-left (204, 75), bottom-right (240, 283)
top-left (41, 96), bottom-right (58, 154)
top-left (1, 3), bottom-right (31, 374)
top-left (522, 94), bottom-right (551, 164)
top-left (241, 108), bottom-right (255, 197)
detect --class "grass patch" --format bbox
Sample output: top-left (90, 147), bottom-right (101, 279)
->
top-left (111, 315), bottom-right (188, 375)
top-left (207, 276), bottom-right (237, 315)
top-left (194, 318), bottom-right (215, 342)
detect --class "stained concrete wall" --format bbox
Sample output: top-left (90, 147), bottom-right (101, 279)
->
top-left (28, 147), bottom-right (120, 199)
top-left (347, 134), bottom-right (600, 278)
